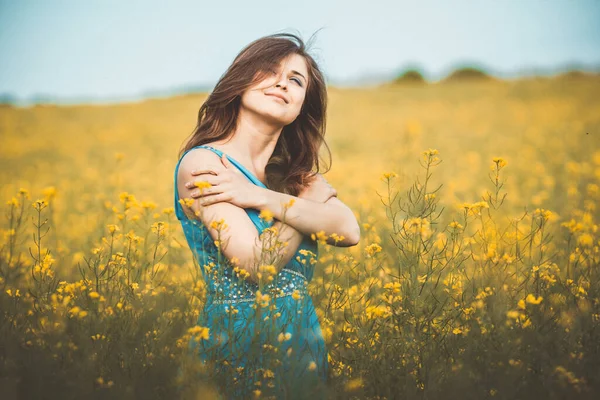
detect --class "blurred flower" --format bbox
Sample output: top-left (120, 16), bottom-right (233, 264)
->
top-left (259, 208), bottom-right (274, 223)
top-left (365, 243), bottom-right (382, 257)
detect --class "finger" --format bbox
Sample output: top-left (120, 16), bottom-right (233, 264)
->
top-left (191, 169), bottom-right (218, 176)
top-left (199, 193), bottom-right (227, 206)
top-left (189, 185), bottom-right (222, 198)
top-left (185, 175), bottom-right (219, 189)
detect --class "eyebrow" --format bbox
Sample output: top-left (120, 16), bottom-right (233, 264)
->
top-left (272, 64), bottom-right (308, 84)
top-left (290, 70), bottom-right (307, 83)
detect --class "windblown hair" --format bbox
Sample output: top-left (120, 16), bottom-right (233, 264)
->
top-left (178, 31), bottom-right (332, 196)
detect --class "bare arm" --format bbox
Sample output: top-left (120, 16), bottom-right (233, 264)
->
top-left (254, 186), bottom-right (360, 247)
top-left (177, 149), bottom-right (306, 284)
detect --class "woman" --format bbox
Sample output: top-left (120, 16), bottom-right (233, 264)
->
top-left (174, 32), bottom-right (360, 399)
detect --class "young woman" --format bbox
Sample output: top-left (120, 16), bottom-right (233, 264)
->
top-left (174, 32), bottom-right (360, 398)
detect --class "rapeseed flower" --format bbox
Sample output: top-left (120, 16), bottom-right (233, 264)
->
top-left (526, 294), bottom-right (543, 304)
top-left (492, 157), bottom-right (507, 169)
top-left (380, 171), bottom-right (398, 182)
top-left (259, 208), bottom-right (274, 223)
top-left (19, 188), bottom-right (30, 199)
top-left (365, 243), bottom-right (382, 257)
top-left (194, 181), bottom-right (211, 190)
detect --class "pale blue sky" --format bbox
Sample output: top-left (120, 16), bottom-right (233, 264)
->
top-left (0, 0), bottom-right (598, 104)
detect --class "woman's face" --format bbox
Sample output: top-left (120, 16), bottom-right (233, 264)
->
top-left (240, 53), bottom-right (309, 126)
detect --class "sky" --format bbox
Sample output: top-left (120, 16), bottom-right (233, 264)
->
top-left (0, 0), bottom-right (599, 104)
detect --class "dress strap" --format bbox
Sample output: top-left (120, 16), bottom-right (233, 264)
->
top-left (173, 144), bottom-right (272, 231)
top-left (195, 145), bottom-right (267, 189)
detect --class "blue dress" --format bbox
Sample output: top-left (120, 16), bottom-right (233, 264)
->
top-left (174, 145), bottom-right (330, 399)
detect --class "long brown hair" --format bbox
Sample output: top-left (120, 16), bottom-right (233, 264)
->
top-left (178, 31), bottom-right (332, 196)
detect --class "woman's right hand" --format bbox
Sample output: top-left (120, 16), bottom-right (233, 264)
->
top-left (298, 173), bottom-right (337, 203)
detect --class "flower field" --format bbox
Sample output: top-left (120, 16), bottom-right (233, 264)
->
top-left (1, 74), bottom-right (599, 399)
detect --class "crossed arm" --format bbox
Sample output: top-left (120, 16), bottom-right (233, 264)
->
top-left (246, 187), bottom-right (359, 281)
top-left (254, 186), bottom-right (360, 247)
top-left (178, 149), bottom-right (360, 282)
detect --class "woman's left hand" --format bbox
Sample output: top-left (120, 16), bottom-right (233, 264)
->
top-left (184, 153), bottom-right (263, 209)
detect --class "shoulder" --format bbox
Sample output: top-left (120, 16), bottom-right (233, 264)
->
top-left (176, 148), bottom-right (226, 199)
top-left (178, 147), bottom-right (226, 176)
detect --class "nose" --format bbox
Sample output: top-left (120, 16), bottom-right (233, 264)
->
top-left (275, 75), bottom-right (287, 90)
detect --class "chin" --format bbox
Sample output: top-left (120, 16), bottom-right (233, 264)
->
top-left (258, 105), bottom-right (292, 122)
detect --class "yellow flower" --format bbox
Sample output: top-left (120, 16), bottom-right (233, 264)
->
top-left (449, 221), bottom-right (463, 230)
top-left (125, 231), bottom-right (142, 244)
top-left (278, 332), bottom-right (292, 342)
top-left (310, 230), bottom-right (328, 243)
top-left (424, 193), bottom-right (436, 201)
top-left (140, 201), bottom-right (157, 210)
top-left (210, 219), bottom-right (228, 231)
top-left (577, 233), bottom-right (593, 247)
top-left (525, 294), bottom-right (543, 305)
top-left (19, 188), bottom-right (30, 199)
top-left (380, 171), bottom-right (398, 182)
top-left (187, 325), bottom-right (210, 341)
top-left (283, 198), bottom-right (296, 210)
top-left (423, 148), bottom-right (439, 157)
top-left (365, 243), bottom-right (382, 257)
top-left (6, 197), bottom-right (19, 207)
top-left (42, 186), bottom-right (57, 200)
top-left (330, 233), bottom-right (345, 243)
top-left (263, 369), bottom-right (275, 379)
top-left (291, 289), bottom-right (303, 301)
top-left (6, 288), bottom-right (21, 297)
top-left (178, 198), bottom-right (194, 208)
top-left (194, 181), bottom-right (211, 190)
top-left (259, 264), bottom-right (277, 276)
top-left (383, 282), bottom-right (401, 294)
top-left (255, 290), bottom-right (271, 308)
top-left (259, 208), bottom-right (274, 223)
top-left (492, 157), bottom-right (507, 168)
top-left (118, 192), bottom-right (138, 209)
top-left (32, 199), bottom-right (48, 211)
top-left (345, 377), bottom-right (363, 392)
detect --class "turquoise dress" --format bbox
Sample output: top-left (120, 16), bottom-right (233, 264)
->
top-left (174, 145), bottom-right (330, 399)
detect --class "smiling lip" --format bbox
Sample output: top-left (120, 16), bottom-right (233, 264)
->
top-left (265, 93), bottom-right (288, 104)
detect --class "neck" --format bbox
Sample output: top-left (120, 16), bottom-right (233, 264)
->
top-left (218, 111), bottom-right (283, 176)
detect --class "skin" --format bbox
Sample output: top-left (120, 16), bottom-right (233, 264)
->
top-left (177, 53), bottom-right (360, 283)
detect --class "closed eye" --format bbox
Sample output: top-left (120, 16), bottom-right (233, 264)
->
top-left (270, 69), bottom-right (303, 87)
